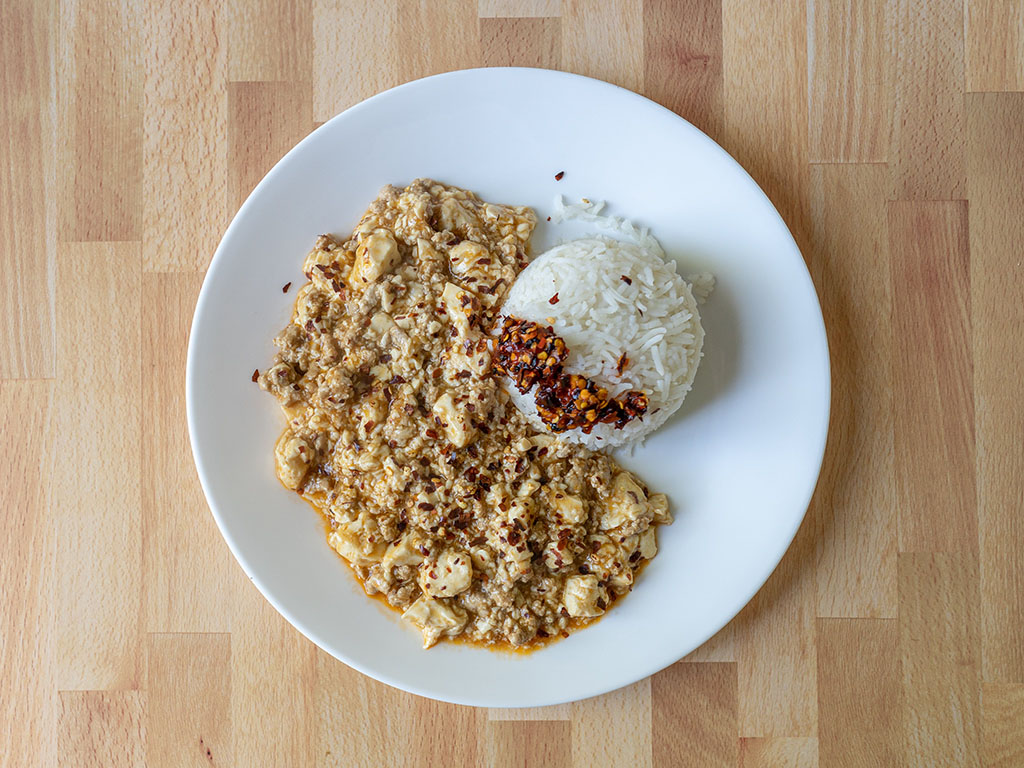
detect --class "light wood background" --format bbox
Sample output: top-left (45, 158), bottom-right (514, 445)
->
top-left (2, 0), bottom-right (1023, 765)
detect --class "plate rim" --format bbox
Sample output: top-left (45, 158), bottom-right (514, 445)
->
top-left (186, 66), bottom-right (831, 708)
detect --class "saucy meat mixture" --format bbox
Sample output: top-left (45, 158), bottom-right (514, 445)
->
top-left (259, 179), bottom-right (671, 648)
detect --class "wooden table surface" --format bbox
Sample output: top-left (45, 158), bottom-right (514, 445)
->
top-left (3, 0), bottom-right (1023, 766)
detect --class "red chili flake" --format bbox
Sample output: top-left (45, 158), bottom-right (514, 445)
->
top-left (282, 282), bottom-right (292, 293)
top-left (418, 502), bottom-right (435, 511)
top-left (537, 629), bottom-right (549, 638)
top-left (549, 293), bottom-right (559, 305)
top-left (496, 316), bottom-right (647, 433)
top-left (546, 216), bottom-right (551, 222)
top-left (364, 421), bottom-right (375, 431)
top-left (620, 275), bottom-right (632, 285)
top-left (470, 535), bottom-right (486, 546)
top-left (425, 428), bottom-right (439, 440)
top-left (554, 171), bottom-right (565, 181)
top-left (616, 352), bottom-right (629, 375)
top-left (251, 369), bottom-right (259, 382)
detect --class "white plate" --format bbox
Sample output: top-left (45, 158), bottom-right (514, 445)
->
top-left (187, 68), bottom-right (829, 708)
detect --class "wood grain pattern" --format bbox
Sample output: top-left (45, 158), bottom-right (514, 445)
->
top-left (889, 201), bottom-right (976, 553)
top-left (0, 382), bottom-right (56, 768)
top-left (966, 92), bottom-right (1024, 684)
top-left (738, 738), bottom-right (818, 768)
top-left (3, 2), bottom-right (1024, 765)
top-left (141, 0), bottom-right (228, 271)
top-left (58, 691), bottom-right (146, 768)
top-left (481, 17), bottom-right (562, 69)
top-left (58, 0), bottom-right (142, 241)
top-left (51, 244), bottom-right (143, 691)
top-left (562, 0), bottom-right (644, 92)
top-left (231, 576), bottom-right (318, 767)
top-left (982, 684), bottom-right (1024, 768)
top-left (479, 0), bottom-right (562, 17)
top-left (890, 0), bottom-right (966, 199)
top-left (734, 520), bottom-right (818, 737)
top-left (226, 0), bottom-right (312, 82)
top-left (652, 663), bottom-right (737, 767)
top-left (722, 0), bottom-right (810, 245)
top-left (810, 164), bottom-right (897, 618)
top-left (142, 273), bottom-right (234, 633)
top-left (228, 81), bottom-right (314, 210)
top-left (315, 644), bottom-right (484, 766)
top-left (899, 553), bottom-right (982, 768)
top-left (0, 0), bottom-right (55, 378)
top-left (643, 0), bottom-right (723, 142)
top-left (808, 0), bottom-right (890, 162)
top-left (817, 619), bottom-right (903, 767)
top-left (146, 634), bottom-right (232, 768)
top-left (966, 0), bottom-right (1024, 92)
top-left (392, 0), bottom-right (481, 85)
top-left (312, 0), bottom-right (397, 121)
top-left (488, 720), bottom-right (570, 767)
top-left (571, 680), bottom-right (652, 767)
top-left (488, 701), bottom-right (571, 721)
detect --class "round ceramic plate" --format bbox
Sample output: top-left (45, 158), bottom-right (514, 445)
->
top-left (187, 68), bottom-right (829, 708)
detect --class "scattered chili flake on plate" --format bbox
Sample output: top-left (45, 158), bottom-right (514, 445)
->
top-left (549, 293), bottom-right (559, 305)
top-left (554, 171), bottom-right (565, 180)
top-left (282, 281), bottom-right (292, 293)
top-left (251, 368), bottom-right (259, 382)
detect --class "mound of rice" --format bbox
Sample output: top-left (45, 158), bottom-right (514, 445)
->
top-left (500, 199), bottom-right (712, 449)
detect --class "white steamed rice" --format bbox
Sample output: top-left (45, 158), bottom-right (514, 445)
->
top-left (500, 198), bottom-right (713, 449)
